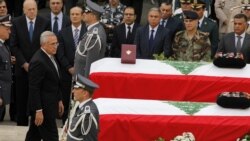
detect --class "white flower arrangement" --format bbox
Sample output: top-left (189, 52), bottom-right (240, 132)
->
top-left (171, 132), bottom-right (195, 141)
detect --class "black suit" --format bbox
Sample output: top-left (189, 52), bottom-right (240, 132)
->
top-left (135, 24), bottom-right (172, 59)
top-left (111, 23), bottom-right (140, 57)
top-left (56, 24), bottom-right (87, 124)
top-left (217, 32), bottom-right (250, 63)
top-left (25, 49), bottom-right (62, 141)
top-left (10, 15), bottom-right (50, 126)
top-left (44, 13), bottom-right (71, 34)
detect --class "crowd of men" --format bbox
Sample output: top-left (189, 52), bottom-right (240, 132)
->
top-left (1, 0), bottom-right (250, 140)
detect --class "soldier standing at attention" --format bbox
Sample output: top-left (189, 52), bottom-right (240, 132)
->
top-left (67, 74), bottom-right (99, 141)
top-left (172, 10), bottom-right (211, 62)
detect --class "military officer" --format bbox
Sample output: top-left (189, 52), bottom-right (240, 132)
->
top-left (67, 74), bottom-right (99, 141)
top-left (172, 10), bottom-right (211, 61)
top-left (192, 0), bottom-right (219, 58)
top-left (0, 15), bottom-right (12, 118)
top-left (173, 0), bottom-right (193, 21)
top-left (214, 0), bottom-right (242, 38)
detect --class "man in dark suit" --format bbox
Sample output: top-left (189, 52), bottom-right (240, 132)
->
top-left (110, 7), bottom-right (140, 57)
top-left (159, 2), bottom-right (184, 44)
top-left (25, 31), bottom-right (64, 141)
top-left (135, 7), bottom-right (172, 59)
top-left (10, 0), bottom-right (50, 126)
top-left (74, 0), bottom-right (107, 77)
top-left (0, 15), bottom-right (12, 119)
top-left (192, 0), bottom-right (219, 58)
top-left (57, 6), bottom-right (87, 125)
top-left (216, 13), bottom-right (250, 63)
top-left (67, 74), bottom-right (99, 141)
top-left (45, 0), bottom-right (71, 35)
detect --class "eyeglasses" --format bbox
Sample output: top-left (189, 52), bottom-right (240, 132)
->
top-left (124, 13), bottom-right (135, 16)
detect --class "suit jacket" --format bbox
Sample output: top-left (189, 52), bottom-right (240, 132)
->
top-left (217, 32), bottom-right (250, 63)
top-left (57, 24), bottom-right (87, 81)
top-left (199, 17), bottom-right (219, 57)
top-left (67, 100), bottom-right (99, 141)
top-left (111, 23), bottom-right (140, 57)
top-left (0, 42), bottom-right (12, 104)
top-left (44, 12), bottom-right (71, 33)
top-left (28, 49), bottom-right (62, 119)
top-left (10, 15), bottom-right (50, 76)
top-left (74, 23), bottom-right (107, 77)
top-left (135, 24), bottom-right (172, 59)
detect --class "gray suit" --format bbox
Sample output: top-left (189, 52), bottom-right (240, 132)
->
top-left (0, 41), bottom-right (11, 117)
top-left (67, 100), bottom-right (99, 141)
top-left (74, 23), bottom-right (106, 77)
top-left (217, 32), bottom-right (250, 63)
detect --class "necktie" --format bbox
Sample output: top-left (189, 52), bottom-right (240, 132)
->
top-left (198, 21), bottom-right (200, 29)
top-left (50, 56), bottom-right (59, 76)
top-left (29, 21), bottom-right (34, 41)
top-left (161, 20), bottom-right (165, 27)
top-left (53, 16), bottom-right (58, 34)
top-left (149, 29), bottom-right (155, 50)
top-left (236, 36), bottom-right (242, 52)
top-left (74, 28), bottom-right (79, 48)
top-left (126, 26), bottom-right (132, 43)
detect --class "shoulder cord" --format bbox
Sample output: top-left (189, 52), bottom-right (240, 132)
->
top-left (76, 27), bottom-right (102, 57)
top-left (67, 112), bottom-right (98, 140)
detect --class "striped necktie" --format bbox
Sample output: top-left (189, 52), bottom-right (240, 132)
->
top-left (74, 28), bottom-right (79, 48)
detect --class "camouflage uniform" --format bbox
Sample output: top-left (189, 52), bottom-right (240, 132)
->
top-left (172, 30), bottom-right (211, 61)
top-left (100, 3), bottom-right (126, 56)
top-left (101, 3), bottom-right (126, 26)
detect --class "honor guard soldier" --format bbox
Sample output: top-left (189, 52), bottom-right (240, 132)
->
top-left (74, 0), bottom-right (107, 77)
top-left (67, 74), bottom-right (100, 141)
top-left (0, 15), bottom-right (12, 118)
top-left (173, 11), bottom-right (211, 62)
